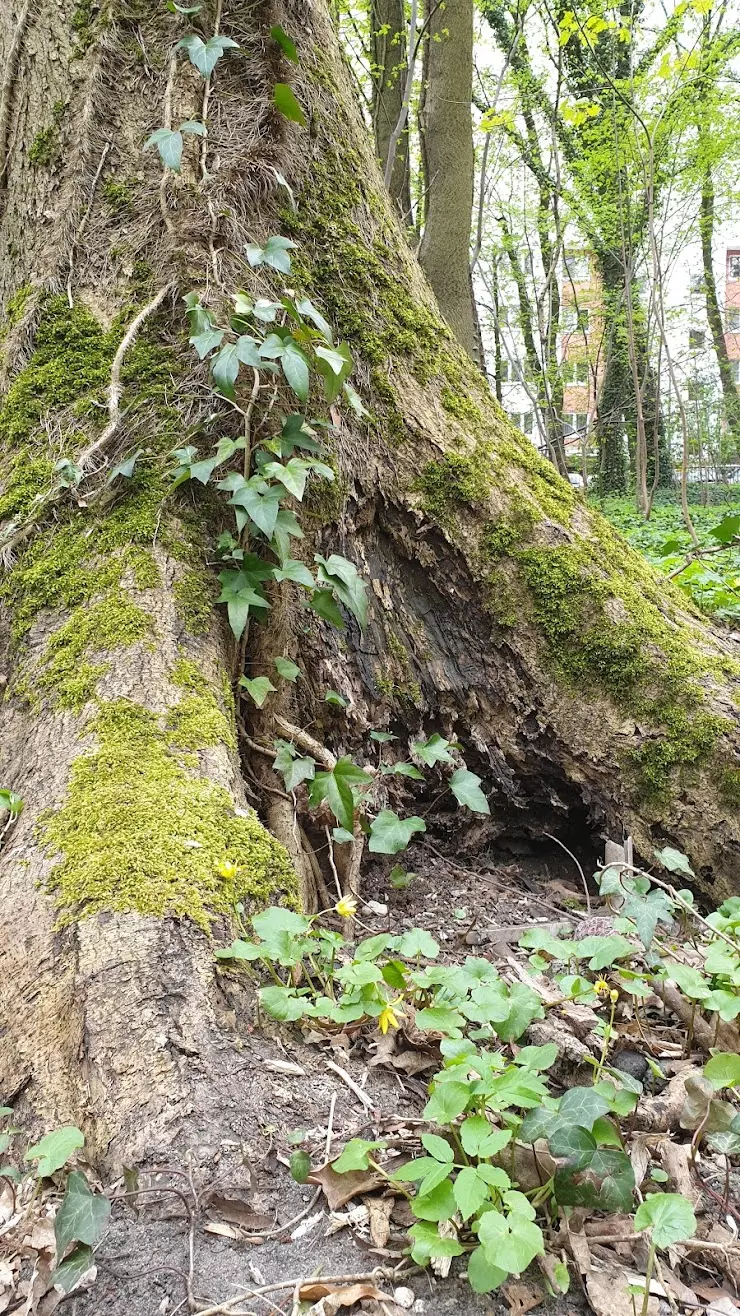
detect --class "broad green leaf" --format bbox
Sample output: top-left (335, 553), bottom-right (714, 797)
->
top-left (370, 730), bottom-right (396, 743)
top-left (519, 1107), bottom-right (561, 1142)
top-left (493, 983), bottom-right (544, 1042)
top-left (423, 1082), bottom-right (471, 1124)
top-left (332, 1138), bottom-right (385, 1173)
top-left (144, 127), bottom-right (183, 172)
top-left (214, 939), bottom-right (263, 961)
top-left (515, 1043), bottom-right (559, 1071)
top-left (460, 1116), bottom-right (511, 1159)
top-left (397, 927), bottom-right (439, 958)
top-left (211, 342), bottom-right (241, 397)
top-left (315, 554), bottom-right (368, 629)
top-left (239, 676), bottom-right (276, 708)
top-left (392, 1157), bottom-right (442, 1183)
top-left (575, 934), bottom-right (633, 969)
top-left (25, 1127), bottom-right (84, 1177)
top-left (259, 985), bottom-right (310, 1021)
top-left (324, 689), bottom-right (348, 707)
top-left (296, 298), bottom-right (333, 341)
top-left (413, 733), bottom-right (454, 766)
top-left (281, 341), bottom-right (311, 401)
top-left (634, 1193), bottom-right (696, 1247)
top-left (449, 768), bottom-right (489, 815)
top-left (380, 761), bottom-right (425, 780)
top-left (274, 82), bottom-right (307, 126)
top-left (290, 1150), bottom-right (311, 1183)
top-left (408, 1220), bottom-right (465, 1263)
top-left (263, 457), bottom-right (309, 500)
top-left (245, 235), bottom-right (296, 274)
top-left (308, 757), bottom-right (369, 831)
top-left (411, 1177), bottom-right (457, 1222)
top-left (309, 588), bottom-right (345, 628)
top-left (477, 1208), bottom-right (544, 1273)
top-left (557, 1086), bottom-right (610, 1130)
top-left (368, 810), bottom-right (426, 854)
top-left (654, 846), bottom-right (694, 876)
top-left (0, 790), bottom-right (23, 816)
top-left (274, 656), bottom-right (301, 682)
top-left (251, 906), bottom-right (311, 952)
top-left (270, 23), bottom-right (299, 61)
top-left (420, 1133), bottom-right (454, 1163)
top-left (273, 558), bottom-right (315, 588)
top-left (230, 484), bottom-right (283, 538)
top-left (332, 826), bottom-right (355, 844)
top-left (662, 961), bottom-right (709, 1000)
top-left (180, 118), bottom-right (207, 136)
top-left (704, 1052), bottom-right (740, 1089)
top-left (108, 448), bottom-right (144, 482)
top-left (454, 1166), bottom-right (490, 1220)
top-left (177, 32), bottom-right (239, 77)
top-left (467, 1246), bottom-right (508, 1293)
top-left (704, 989), bottom-right (740, 1022)
top-left (415, 1005), bottom-right (466, 1036)
top-left (54, 1171), bottom-right (111, 1258)
top-left (548, 1124), bottom-right (597, 1169)
top-left (51, 1244), bottom-right (95, 1294)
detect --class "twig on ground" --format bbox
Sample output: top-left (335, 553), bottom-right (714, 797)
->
top-left (194, 1268), bottom-right (415, 1316)
top-left (542, 832), bottom-right (592, 913)
top-left (325, 1060), bottom-right (375, 1112)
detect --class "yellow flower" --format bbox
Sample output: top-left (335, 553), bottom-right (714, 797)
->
top-left (335, 895), bottom-right (358, 918)
top-left (378, 1001), bottom-right (404, 1034)
top-left (609, 988), bottom-right (619, 1004)
top-left (217, 859), bottom-right (239, 881)
top-left (594, 978), bottom-right (610, 996)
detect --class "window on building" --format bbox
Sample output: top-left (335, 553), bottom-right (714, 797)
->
top-left (689, 329), bottom-right (705, 350)
top-left (564, 251), bottom-right (590, 282)
top-left (562, 359), bottom-right (589, 384)
top-left (508, 411), bottom-right (533, 435)
top-left (562, 412), bottom-right (588, 437)
top-left (562, 307), bottom-right (590, 334)
top-left (727, 307), bottom-right (740, 331)
top-left (500, 359), bottom-right (522, 382)
top-left (732, 359), bottom-right (740, 384)
top-left (728, 254), bottom-right (740, 281)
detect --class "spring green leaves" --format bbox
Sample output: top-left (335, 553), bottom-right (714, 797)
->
top-left (0, 788), bottom-right (23, 816)
top-left (144, 120), bottom-right (206, 173)
top-left (177, 32), bottom-right (239, 77)
top-left (24, 1126), bottom-right (84, 1178)
top-left (634, 1194), bottom-right (696, 1248)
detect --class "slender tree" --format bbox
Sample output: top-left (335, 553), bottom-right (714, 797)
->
top-left (370, 0), bottom-right (413, 219)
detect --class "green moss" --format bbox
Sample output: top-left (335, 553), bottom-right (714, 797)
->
top-left (516, 539), bottom-right (732, 801)
top-left (375, 629), bottom-right (423, 705)
top-left (0, 451), bottom-right (54, 522)
top-left (719, 767), bottom-right (740, 809)
top-left (37, 593), bottom-right (152, 711)
top-left (2, 284), bottom-right (32, 336)
top-left (484, 567), bottom-right (519, 627)
top-left (44, 698), bottom-right (296, 929)
top-left (417, 446), bottom-right (493, 526)
top-left (167, 657), bottom-right (236, 751)
top-left (103, 179), bottom-right (134, 214)
top-left (481, 499), bottom-right (539, 560)
top-left (441, 387), bottom-right (484, 428)
top-left (173, 567), bottom-right (216, 635)
top-left (29, 102), bottom-right (65, 167)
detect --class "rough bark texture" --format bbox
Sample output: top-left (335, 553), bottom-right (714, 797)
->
top-left (418, 0), bottom-right (481, 362)
top-left (0, 0), bottom-right (739, 1172)
top-left (370, 0), bottom-right (413, 221)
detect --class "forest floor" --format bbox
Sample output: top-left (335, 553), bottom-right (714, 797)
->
top-left (3, 838), bottom-right (739, 1316)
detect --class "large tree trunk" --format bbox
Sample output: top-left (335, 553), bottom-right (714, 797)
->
top-left (1, 0), bottom-right (740, 1172)
top-left (417, 0), bottom-right (481, 362)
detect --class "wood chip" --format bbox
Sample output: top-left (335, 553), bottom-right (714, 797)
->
top-left (364, 1195), bottom-right (394, 1248)
top-left (310, 1162), bottom-right (387, 1211)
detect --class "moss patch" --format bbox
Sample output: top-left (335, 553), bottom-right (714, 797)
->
top-left (29, 102), bottom-right (65, 167)
top-left (516, 538), bottom-right (732, 801)
top-left (44, 699), bottom-right (296, 929)
top-left (173, 567), bottom-right (216, 635)
top-left (416, 446), bottom-right (494, 527)
top-left (37, 593), bottom-right (152, 712)
top-left (167, 656), bottom-right (236, 751)
top-left (719, 767), bottom-right (740, 809)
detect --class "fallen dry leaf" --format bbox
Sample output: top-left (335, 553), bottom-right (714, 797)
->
top-left (585, 1261), bottom-right (659, 1316)
top-left (301, 1281), bottom-right (393, 1313)
top-left (364, 1194), bottom-right (394, 1248)
top-left (504, 1280), bottom-right (544, 1316)
top-left (206, 1195), bottom-right (274, 1231)
top-left (203, 1221), bottom-right (241, 1240)
top-left (309, 1162), bottom-right (388, 1210)
top-left (263, 1059), bottom-right (306, 1077)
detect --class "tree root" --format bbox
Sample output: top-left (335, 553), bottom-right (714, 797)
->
top-left (0, 0), bottom-right (31, 192)
top-left (658, 982), bottom-right (740, 1054)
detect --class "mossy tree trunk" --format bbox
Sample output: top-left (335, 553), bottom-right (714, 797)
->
top-left (0, 0), bottom-right (739, 1170)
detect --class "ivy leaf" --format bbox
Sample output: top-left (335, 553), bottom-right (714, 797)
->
top-left (273, 746), bottom-right (315, 793)
top-left (408, 1220), bottom-right (465, 1264)
top-left (413, 733), bottom-right (454, 766)
top-left (274, 82), bottom-right (307, 126)
top-left (654, 846), bottom-right (694, 877)
top-left (324, 689), bottom-right (348, 707)
top-left (450, 768), bottom-right (489, 815)
top-left (332, 1139), bottom-right (385, 1173)
top-left (308, 588), bottom-right (345, 629)
top-left (370, 730), bottom-right (396, 743)
top-left (270, 24), bottom-right (299, 62)
top-left (54, 1171), bottom-right (111, 1259)
top-left (144, 127), bottom-right (183, 172)
top-left (634, 1193), bottom-right (696, 1247)
top-left (230, 484), bottom-right (284, 539)
top-left (177, 32), bottom-right (239, 77)
top-left (180, 119), bottom-right (206, 136)
top-left (274, 657), bottom-right (301, 682)
top-left (212, 342), bottom-right (242, 397)
top-left (557, 1087), bottom-right (610, 1130)
top-left (51, 1244), bottom-right (95, 1294)
top-left (477, 1208), bottom-right (544, 1274)
top-left (704, 1052), bottom-right (740, 1089)
top-left (549, 1124), bottom-right (597, 1169)
top-left (309, 759), bottom-right (369, 832)
top-left (239, 676), bottom-right (276, 708)
top-left (190, 327), bottom-right (224, 359)
top-left (25, 1127), bottom-right (84, 1178)
top-left (315, 554), bottom-right (368, 629)
top-left (380, 761), bottom-right (424, 780)
top-left (296, 298), bottom-right (333, 341)
top-left (245, 234), bottom-right (296, 273)
top-left (368, 809), bottom-right (426, 854)
top-left (108, 448), bottom-right (144, 483)
top-left (273, 559), bottom-right (315, 588)
top-left (467, 1246), bottom-right (508, 1294)
top-left (280, 340), bottom-right (311, 402)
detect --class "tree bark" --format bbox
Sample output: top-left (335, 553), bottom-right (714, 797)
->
top-left (418, 0), bottom-right (481, 362)
top-left (0, 0), bottom-right (739, 1173)
top-left (370, 0), bottom-right (413, 221)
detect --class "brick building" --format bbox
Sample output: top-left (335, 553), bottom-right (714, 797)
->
top-left (725, 248), bottom-right (740, 383)
top-left (559, 249), bottom-right (603, 463)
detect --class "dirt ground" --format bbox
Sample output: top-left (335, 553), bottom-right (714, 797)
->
top-left (68, 841), bottom-right (596, 1316)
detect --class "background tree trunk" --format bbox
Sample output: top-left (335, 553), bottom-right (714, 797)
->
top-left (370, 0), bottom-right (413, 222)
top-left (700, 166), bottom-right (740, 446)
top-left (1, 0), bottom-right (739, 1172)
top-left (418, 0), bottom-right (482, 362)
